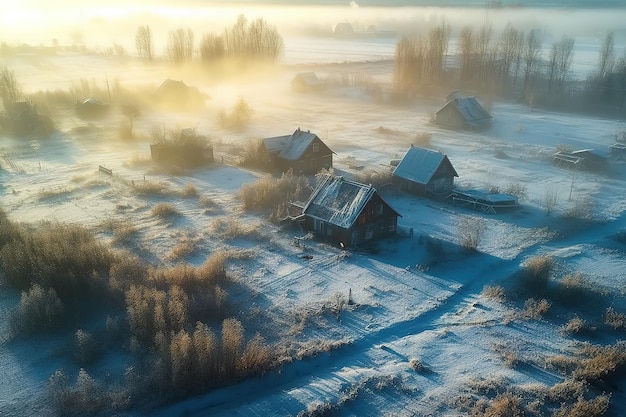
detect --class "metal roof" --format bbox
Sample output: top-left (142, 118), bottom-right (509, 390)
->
top-left (303, 176), bottom-right (376, 229)
top-left (392, 146), bottom-right (458, 185)
top-left (437, 96), bottom-right (492, 127)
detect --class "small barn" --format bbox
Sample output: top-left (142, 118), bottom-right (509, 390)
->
top-left (392, 146), bottom-right (458, 198)
top-left (262, 128), bottom-right (334, 175)
top-left (435, 96), bottom-right (492, 130)
top-left (154, 79), bottom-right (206, 110)
top-left (75, 97), bottom-right (110, 120)
top-left (300, 175), bottom-right (400, 247)
top-left (291, 72), bottom-right (324, 92)
top-left (0, 101), bottom-right (53, 138)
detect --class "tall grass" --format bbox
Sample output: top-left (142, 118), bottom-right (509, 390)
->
top-left (240, 171), bottom-right (310, 220)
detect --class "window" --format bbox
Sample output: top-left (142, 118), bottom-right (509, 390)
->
top-left (312, 142), bottom-right (319, 152)
top-left (376, 204), bottom-right (383, 215)
top-left (389, 224), bottom-right (396, 232)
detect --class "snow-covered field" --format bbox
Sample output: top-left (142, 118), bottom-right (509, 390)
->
top-left (2, 9), bottom-right (626, 416)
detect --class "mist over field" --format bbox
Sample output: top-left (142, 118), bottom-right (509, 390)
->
top-left (2, 1), bottom-right (626, 416)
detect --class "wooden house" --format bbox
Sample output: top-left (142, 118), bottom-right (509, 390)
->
top-left (392, 146), bottom-right (458, 198)
top-left (154, 79), bottom-right (206, 110)
top-left (75, 97), bottom-right (110, 120)
top-left (0, 101), bottom-right (53, 138)
top-left (262, 128), bottom-right (334, 175)
top-left (291, 72), bottom-right (324, 92)
top-left (300, 175), bottom-right (400, 247)
top-left (435, 96), bottom-right (492, 130)
top-left (553, 149), bottom-right (608, 171)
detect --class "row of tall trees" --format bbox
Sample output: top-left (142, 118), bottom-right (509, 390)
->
top-left (394, 22), bottom-right (626, 112)
top-left (134, 15), bottom-right (283, 65)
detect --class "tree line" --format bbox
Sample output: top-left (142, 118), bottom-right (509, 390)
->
top-left (394, 22), bottom-right (626, 114)
top-left (135, 14), bottom-right (283, 65)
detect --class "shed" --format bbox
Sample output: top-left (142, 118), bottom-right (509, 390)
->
top-left (154, 79), bottom-right (207, 110)
top-left (392, 146), bottom-right (458, 198)
top-left (435, 96), bottom-right (492, 130)
top-left (75, 97), bottom-right (110, 120)
top-left (334, 22), bottom-right (354, 37)
top-left (553, 149), bottom-right (608, 171)
top-left (301, 175), bottom-right (400, 247)
top-left (262, 128), bottom-right (334, 175)
top-left (291, 72), bottom-right (324, 92)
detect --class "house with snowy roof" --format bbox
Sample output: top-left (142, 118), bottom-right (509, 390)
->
top-left (300, 175), bottom-right (400, 247)
top-left (262, 128), bottom-right (334, 175)
top-left (435, 95), bottom-right (492, 130)
top-left (392, 145), bottom-right (458, 198)
top-left (291, 72), bottom-right (324, 92)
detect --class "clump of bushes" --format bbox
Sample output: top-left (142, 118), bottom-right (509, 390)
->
top-left (151, 203), bottom-right (180, 219)
top-left (351, 168), bottom-right (393, 189)
top-left (218, 97), bottom-right (253, 130)
top-left (238, 138), bottom-right (268, 169)
top-left (10, 284), bottom-right (64, 335)
top-left (150, 126), bottom-right (213, 169)
top-left (210, 217), bottom-right (262, 240)
top-left (240, 170), bottom-right (310, 220)
top-left (457, 216), bottom-right (485, 252)
top-left (518, 256), bottom-right (553, 295)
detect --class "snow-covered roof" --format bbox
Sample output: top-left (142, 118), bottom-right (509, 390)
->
top-left (263, 135), bottom-right (290, 154)
top-left (438, 96), bottom-right (492, 127)
top-left (392, 146), bottom-right (458, 185)
top-left (303, 176), bottom-right (377, 229)
top-left (292, 72), bottom-right (322, 86)
top-left (280, 129), bottom-right (319, 160)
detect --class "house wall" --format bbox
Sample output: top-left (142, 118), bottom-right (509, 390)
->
top-left (435, 106), bottom-right (465, 130)
top-left (278, 137), bottom-right (333, 175)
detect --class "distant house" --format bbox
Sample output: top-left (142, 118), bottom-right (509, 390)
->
top-left (291, 72), bottom-right (324, 92)
top-left (154, 79), bottom-right (207, 110)
top-left (262, 128), bottom-right (334, 175)
top-left (435, 96), bottom-right (492, 130)
top-left (75, 97), bottom-right (110, 120)
top-left (334, 22), bottom-right (354, 37)
top-left (150, 128), bottom-right (213, 168)
top-left (392, 146), bottom-right (458, 198)
top-left (553, 149), bottom-right (608, 171)
top-left (300, 175), bottom-right (400, 247)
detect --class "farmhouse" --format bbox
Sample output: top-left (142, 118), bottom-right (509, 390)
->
top-left (435, 96), bottom-right (492, 130)
top-left (262, 128), bottom-right (334, 175)
top-left (291, 72), bottom-right (324, 92)
top-left (392, 145), bottom-right (458, 198)
top-left (75, 97), bottom-right (110, 120)
top-left (154, 79), bottom-right (206, 110)
top-left (300, 175), bottom-right (400, 247)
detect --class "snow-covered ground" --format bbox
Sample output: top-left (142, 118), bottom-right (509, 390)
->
top-left (2, 13), bottom-right (626, 417)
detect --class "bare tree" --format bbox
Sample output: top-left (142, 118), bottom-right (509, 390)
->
top-left (393, 35), bottom-right (425, 93)
top-left (547, 35), bottom-right (575, 101)
top-left (135, 25), bottom-right (153, 62)
top-left (476, 22), bottom-right (494, 86)
top-left (0, 66), bottom-right (22, 109)
top-left (595, 31), bottom-right (615, 85)
top-left (222, 14), bottom-right (283, 62)
top-left (425, 22), bottom-right (450, 83)
top-left (497, 23), bottom-right (523, 91)
top-left (167, 28), bottom-right (194, 64)
top-left (618, 48), bottom-right (626, 111)
top-left (458, 26), bottom-right (476, 85)
top-left (522, 29), bottom-right (542, 97)
top-left (200, 34), bottom-right (225, 63)
top-left (121, 103), bottom-right (140, 138)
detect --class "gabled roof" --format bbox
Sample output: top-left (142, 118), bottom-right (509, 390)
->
top-left (303, 175), bottom-right (399, 229)
top-left (292, 72), bottom-right (323, 86)
top-left (437, 96), bottom-right (492, 127)
top-left (263, 128), bottom-right (333, 160)
top-left (393, 146), bottom-right (458, 185)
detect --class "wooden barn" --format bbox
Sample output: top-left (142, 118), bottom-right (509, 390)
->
top-left (262, 128), bottom-right (334, 175)
top-left (154, 79), bottom-right (207, 110)
top-left (300, 175), bottom-right (400, 247)
top-left (291, 72), bottom-right (324, 92)
top-left (435, 96), bottom-right (492, 130)
top-left (392, 146), bottom-right (458, 198)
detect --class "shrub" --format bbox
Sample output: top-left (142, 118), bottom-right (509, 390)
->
top-left (523, 298), bottom-right (551, 320)
top-left (561, 316), bottom-right (587, 335)
top-left (412, 131), bottom-right (432, 147)
top-left (221, 318), bottom-right (244, 376)
top-left (519, 256), bottom-right (553, 295)
top-left (573, 344), bottom-right (626, 383)
top-left (481, 393), bottom-right (525, 417)
top-left (151, 203), bottom-right (179, 219)
top-left (482, 285), bottom-right (506, 302)
top-left (240, 171), bottom-right (310, 219)
top-left (218, 97), bottom-right (253, 130)
top-left (351, 169), bottom-right (393, 189)
top-left (11, 284), bottom-right (64, 335)
top-left (543, 187), bottom-right (559, 215)
top-left (210, 217), bottom-right (261, 240)
top-left (505, 183), bottom-right (527, 202)
top-left (605, 307), bottom-right (626, 330)
top-left (457, 216), bottom-right (485, 252)
top-left (180, 183), bottom-right (198, 198)
top-left (238, 334), bottom-right (272, 377)
top-left (408, 357), bottom-right (428, 373)
top-left (75, 329), bottom-right (100, 365)
top-left (238, 138), bottom-right (268, 169)
top-left (552, 395), bottom-right (610, 417)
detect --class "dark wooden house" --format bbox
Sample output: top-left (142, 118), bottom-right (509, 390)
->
top-left (291, 72), bottom-right (324, 92)
top-left (262, 128), bottom-right (334, 175)
top-left (435, 96), bottom-right (492, 130)
top-left (301, 175), bottom-right (400, 247)
top-left (154, 79), bottom-right (207, 110)
top-left (75, 97), bottom-right (110, 120)
top-left (392, 146), bottom-right (458, 198)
